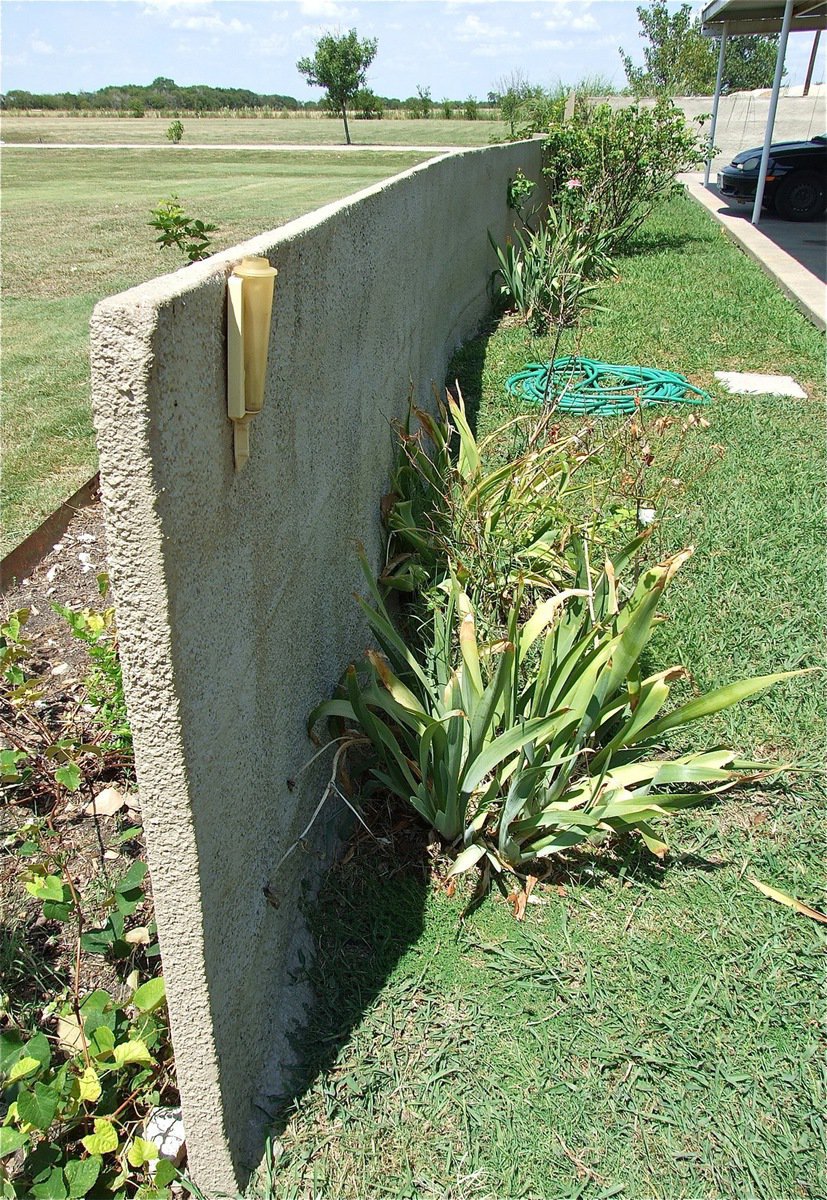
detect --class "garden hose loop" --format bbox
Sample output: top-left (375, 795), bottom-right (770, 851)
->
top-left (505, 356), bottom-right (711, 416)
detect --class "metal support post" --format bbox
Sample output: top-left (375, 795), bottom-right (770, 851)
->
top-left (752, 0), bottom-right (794, 225)
top-left (705, 23), bottom-right (728, 187)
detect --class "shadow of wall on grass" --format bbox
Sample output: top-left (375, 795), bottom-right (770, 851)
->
top-left (253, 796), bottom-right (431, 1162)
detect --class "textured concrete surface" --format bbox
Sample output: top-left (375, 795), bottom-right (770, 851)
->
top-left (683, 172), bottom-right (826, 330)
top-left (90, 140), bottom-right (546, 1193)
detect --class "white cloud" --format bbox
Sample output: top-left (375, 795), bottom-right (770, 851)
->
top-left (141, 0), bottom-right (212, 12)
top-left (540, 2), bottom-right (598, 33)
top-left (292, 17), bottom-right (358, 42)
top-left (255, 33), bottom-right (290, 55)
top-left (455, 13), bottom-right (518, 45)
top-left (297, 0), bottom-right (350, 18)
top-left (169, 14), bottom-right (252, 32)
top-left (31, 38), bottom-right (55, 55)
top-left (536, 37), bottom-right (576, 51)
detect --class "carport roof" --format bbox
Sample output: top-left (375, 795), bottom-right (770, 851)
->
top-left (701, 0), bottom-right (827, 35)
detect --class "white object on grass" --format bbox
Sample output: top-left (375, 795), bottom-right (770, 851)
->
top-left (144, 1105), bottom-right (186, 1167)
top-left (714, 372), bottom-right (807, 399)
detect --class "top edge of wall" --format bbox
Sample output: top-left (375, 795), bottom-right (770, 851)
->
top-left (92, 143), bottom-right (522, 316)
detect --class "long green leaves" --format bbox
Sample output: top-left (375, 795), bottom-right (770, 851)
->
top-left (311, 527), bottom-right (809, 873)
top-left (311, 386), bottom-right (811, 880)
top-left (381, 388), bottom-right (581, 625)
top-left (490, 205), bottom-right (615, 334)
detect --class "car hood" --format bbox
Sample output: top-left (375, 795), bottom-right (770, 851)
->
top-left (732, 137), bottom-right (826, 163)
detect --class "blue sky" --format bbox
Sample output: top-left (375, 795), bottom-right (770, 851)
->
top-left (1, 1), bottom-right (824, 101)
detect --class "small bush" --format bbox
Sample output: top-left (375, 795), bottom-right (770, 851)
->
top-left (382, 389), bottom-right (582, 623)
top-left (311, 393), bottom-right (803, 886)
top-left (542, 100), bottom-right (707, 250)
top-left (353, 89), bottom-right (383, 119)
top-left (148, 195), bottom-right (217, 263)
top-left (312, 529), bottom-right (797, 871)
top-left (165, 119), bottom-right (184, 143)
top-left (490, 205), bottom-right (616, 335)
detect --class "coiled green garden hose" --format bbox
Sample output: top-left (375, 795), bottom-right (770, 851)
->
top-left (505, 356), bottom-right (711, 416)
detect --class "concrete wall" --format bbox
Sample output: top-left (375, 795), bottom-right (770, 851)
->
top-left (90, 139), bottom-right (546, 1194)
top-left (598, 92), bottom-right (826, 168)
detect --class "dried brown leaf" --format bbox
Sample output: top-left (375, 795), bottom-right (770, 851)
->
top-left (749, 877), bottom-right (827, 925)
top-left (57, 1015), bottom-right (85, 1054)
top-left (84, 787), bottom-right (125, 817)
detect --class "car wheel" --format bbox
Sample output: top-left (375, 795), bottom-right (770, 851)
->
top-left (774, 170), bottom-right (827, 221)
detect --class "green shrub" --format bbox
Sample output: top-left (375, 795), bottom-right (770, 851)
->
top-left (53, 575), bottom-right (131, 755)
top-left (353, 89), bottom-right (383, 119)
top-left (1, 603), bottom-right (175, 1195)
top-left (312, 532), bottom-right (799, 873)
top-left (1, 957), bottom-right (176, 1196)
top-left (165, 119), bottom-right (184, 143)
top-left (1, 578), bottom-right (131, 804)
top-left (148, 195), bottom-right (217, 264)
top-left (312, 390), bottom-right (805, 883)
top-left (541, 100), bottom-right (707, 250)
top-left (382, 390), bottom-right (580, 623)
top-left (490, 205), bottom-right (616, 334)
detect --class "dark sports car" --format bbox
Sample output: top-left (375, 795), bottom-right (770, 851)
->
top-left (717, 134), bottom-right (827, 221)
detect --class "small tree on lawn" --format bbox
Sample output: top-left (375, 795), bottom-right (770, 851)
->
top-left (297, 29), bottom-right (378, 145)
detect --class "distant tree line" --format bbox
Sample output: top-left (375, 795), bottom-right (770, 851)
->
top-left (0, 76), bottom-right (493, 117)
top-left (1, 77), bottom-right (304, 112)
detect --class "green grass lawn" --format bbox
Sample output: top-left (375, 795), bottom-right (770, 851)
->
top-left (0, 147), bottom-right (429, 554)
top-left (0, 114), bottom-right (506, 147)
top-left (247, 195), bottom-right (826, 1200)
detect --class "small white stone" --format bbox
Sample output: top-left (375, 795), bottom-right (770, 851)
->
top-left (144, 1106), bottom-right (186, 1167)
top-left (45, 565), bottom-right (60, 583)
top-left (75, 533), bottom-right (97, 543)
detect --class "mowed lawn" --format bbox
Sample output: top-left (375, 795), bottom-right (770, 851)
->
top-left (248, 197), bottom-right (826, 1200)
top-left (1, 147), bottom-right (430, 553)
top-left (0, 114), bottom-right (507, 147)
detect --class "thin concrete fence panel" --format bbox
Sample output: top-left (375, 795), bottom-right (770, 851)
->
top-left (90, 140), bottom-right (547, 1193)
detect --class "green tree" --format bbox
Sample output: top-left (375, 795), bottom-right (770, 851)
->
top-left (719, 36), bottom-right (782, 92)
top-left (416, 84), bottom-right (433, 118)
top-left (494, 70), bottom-right (532, 138)
top-left (620, 1), bottom-right (779, 97)
top-left (297, 29), bottom-right (378, 144)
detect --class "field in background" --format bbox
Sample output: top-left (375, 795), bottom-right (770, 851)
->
top-left (1, 147), bottom-right (430, 554)
top-left (0, 114), bottom-right (507, 147)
